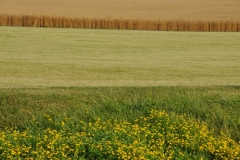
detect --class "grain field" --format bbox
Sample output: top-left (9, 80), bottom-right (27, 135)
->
top-left (0, 0), bottom-right (240, 31)
top-left (0, 0), bottom-right (240, 20)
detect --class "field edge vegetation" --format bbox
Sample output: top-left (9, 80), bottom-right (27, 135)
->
top-left (0, 86), bottom-right (239, 141)
top-left (1, 108), bottom-right (239, 159)
top-left (0, 86), bottom-right (240, 159)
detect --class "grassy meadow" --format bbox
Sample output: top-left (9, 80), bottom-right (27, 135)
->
top-left (0, 26), bottom-right (240, 159)
top-left (1, 26), bottom-right (240, 87)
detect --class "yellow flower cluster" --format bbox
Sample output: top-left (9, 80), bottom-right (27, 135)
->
top-left (0, 110), bottom-right (239, 159)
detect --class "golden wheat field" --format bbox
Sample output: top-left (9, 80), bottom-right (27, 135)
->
top-left (1, 0), bottom-right (240, 20)
top-left (0, 0), bottom-right (240, 31)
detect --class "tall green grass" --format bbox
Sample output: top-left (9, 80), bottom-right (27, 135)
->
top-left (0, 86), bottom-right (239, 142)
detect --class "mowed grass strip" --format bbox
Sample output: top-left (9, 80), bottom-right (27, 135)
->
top-left (0, 26), bottom-right (240, 87)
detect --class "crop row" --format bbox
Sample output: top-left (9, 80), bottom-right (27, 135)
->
top-left (0, 14), bottom-right (240, 32)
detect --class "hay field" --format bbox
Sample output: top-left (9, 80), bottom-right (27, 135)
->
top-left (1, 0), bottom-right (240, 20)
top-left (1, 26), bottom-right (240, 88)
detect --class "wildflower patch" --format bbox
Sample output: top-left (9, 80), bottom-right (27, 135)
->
top-left (0, 110), bottom-right (239, 159)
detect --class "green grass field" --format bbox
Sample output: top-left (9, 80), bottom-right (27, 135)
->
top-left (0, 26), bottom-right (239, 159)
top-left (1, 26), bottom-right (240, 87)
